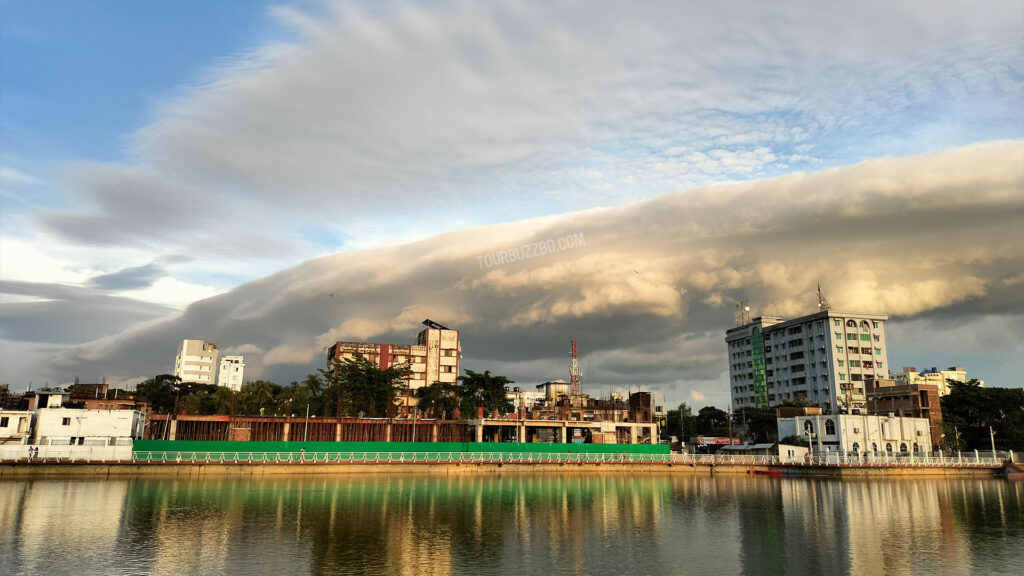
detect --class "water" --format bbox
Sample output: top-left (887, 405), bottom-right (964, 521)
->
top-left (1, 474), bottom-right (1021, 575)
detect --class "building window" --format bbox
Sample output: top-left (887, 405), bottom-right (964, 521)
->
top-left (886, 443), bottom-right (893, 454)
top-left (852, 442), bottom-right (860, 453)
top-left (851, 374), bottom-right (863, 381)
top-left (872, 442), bottom-right (878, 453)
top-left (899, 443), bottom-right (908, 454)
top-left (825, 419), bottom-right (836, 435)
top-left (860, 334), bottom-right (870, 341)
top-left (836, 346), bottom-right (843, 354)
top-left (804, 420), bottom-right (815, 435)
top-left (62, 418), bottom-right (71, 426)
top-left (839, 374), bottom-right (846, 381)
top-left (913, 443), bottom-right (920, 453)
top-left (835, 332), bottom-right (842, 340)
top-left (873, 335), bottom-right (880, 342)
top-left (834, 320), bottom-right (841, 327)
top-left (872, 321), bottom-right (879, 329)
top-left (0, 417), bottom-right (7, 427)
top-left (846, 320), bottom-right (856, 328)
top-left (875, 348), bottom-right (881, 355)
top-left (849, 360), bottom-right (860, 368)
top-left (838, 360), bottom-right (844, 367)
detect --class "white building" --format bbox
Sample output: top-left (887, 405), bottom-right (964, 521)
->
top-left (217, 355), bottom-right (246, 391)
top-left (890, 365), bottom-right (982, 396)
top-left (174, 339), bottom-right (219, 384)
top-left (777, 413), bottom-right (932, 456)
top-left (0, 411), bottom-right (33, 445)
top-left (32, 408), bottom-right (145, 446)
top-left (727, 310), bottom-right (890, 413)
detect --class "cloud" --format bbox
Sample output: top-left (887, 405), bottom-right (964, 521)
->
top-left (89, 263), bottom-right (167, 290)
top-left (31, 142), bottom-right (1024, 405)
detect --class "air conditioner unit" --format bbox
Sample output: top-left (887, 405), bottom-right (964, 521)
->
top-left (853, 427), bottom-right (860, 433)
top-left (916, 431), bottom-right (923, 436)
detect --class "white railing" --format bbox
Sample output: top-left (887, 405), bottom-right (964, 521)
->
top-left (0, 444), bottom-right (133, 463)
top-left (130, 450), bottom-right (675, 464)
top-left (669, 452), bottom-right (1005, 467)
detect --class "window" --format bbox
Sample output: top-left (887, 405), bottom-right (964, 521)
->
top-left (825, 419), bottom-right (836, 435)
top-left (847, 333), bottom-right (858, 340)
top-left (862, 361), bottom-right (873, 369)
top-left (62, 417), bottom-right (71, 425)
top-left (846, 320), bottom-right (857, 327)
top-left (848, 347), bottom-right (858, 354)
top-left (871, 442), bottom-right (878, 453)
top-left (834, 319), bottom-right (841, 326)
top-left (835, 332), bottom-right (842, 340)
top-left (852, 442), bottom-right (860, 453)
top-left (875, 348), bottom-right (881, 355)
top-left (861, 347), bottom-right (871, 354)
top-left (849, 360), bottom-right (860, 368)
top-left (886, 443), bottom-right (893, 454)
top-left (804, 421), bottom-right (815, 435)
top-left (899, 443), bottom-right (908, 454)
top-left (872, 321), bottom-right (879, 329)
top-left (860, 334), bottom-right (870, 341)
top-left (873, 335), bottom-right (880, 342)
top-left (790, 351), bottom-right (804, 360)
top-left (0, 417), bottom-right (7, 427)
top-left (851, 374), bottom-right (863, 381)
top-left (836, 346), bottom-right (843, 354)
top-left (839, 374), bottom-right (846, 381)
top-left (838, 360), bottom-right (844, 367)
top-left (913, 443), bottom-right (920, 453)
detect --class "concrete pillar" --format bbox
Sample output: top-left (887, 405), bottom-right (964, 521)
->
top-left (168, 419), bottom-right (177, 441)
top-left (519, 423), bottom-right (525, 443)
top-left (335, 423), bottom-right (342, 442)
top-left (282, 421), bottom-right (291, 442)
top-left (474, 422), bottom-right (483, 443)
top-left (385, 421), bottom-right (392, 443)
top-left (558, 425), bottom-right (567, 444)
top-left (431, 423), bottom-right (438, 443)
top-left (630, 426), bottom-right (638, 445)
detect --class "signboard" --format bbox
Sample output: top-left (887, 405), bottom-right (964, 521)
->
top-left (696, 436), bottom-right (742, 445)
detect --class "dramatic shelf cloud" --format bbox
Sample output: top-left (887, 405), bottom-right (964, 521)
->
top-left (1, 1), bottom-right (1021, 404)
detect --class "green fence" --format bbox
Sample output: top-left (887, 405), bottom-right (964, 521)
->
top-left (133, 440), bottom-right (668, 457)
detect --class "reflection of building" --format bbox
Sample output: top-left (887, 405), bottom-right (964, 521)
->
top-left (327, 319), bottom-right (461, 413)
top-left (727, 310), bottom-right (890, 413)
top-left (174, 339), bottom-right (220, 384)
top-left (890, 365), bottom-right (982, 396)
top-left (777, 412), bottom-right (933, 455)
top-left (217, 355), bottom-right (246, 391)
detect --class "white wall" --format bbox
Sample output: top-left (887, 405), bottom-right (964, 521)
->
top-left (33, 409), bottom-right (144, 445)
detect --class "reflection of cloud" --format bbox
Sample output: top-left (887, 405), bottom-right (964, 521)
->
top-left (20, 142), bottom-right (1024, 404)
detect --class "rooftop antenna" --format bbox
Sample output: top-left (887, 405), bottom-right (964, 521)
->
top-left (734, 300), bottom-right (751, 326)
top-left (817, 283), bottom-right (831, 311)
top-left (569, 340), bottom-right (582, 396)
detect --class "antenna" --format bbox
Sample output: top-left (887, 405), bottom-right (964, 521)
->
top-left (817, 283), bottom-right (831, 311)
top-left (734, 300), bottom-right (751, 326)
top-left (569, 340), bottom-right (582, 396)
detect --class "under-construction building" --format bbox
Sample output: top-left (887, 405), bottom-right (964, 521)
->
top-left (326, 319), bottom-right (461, 414)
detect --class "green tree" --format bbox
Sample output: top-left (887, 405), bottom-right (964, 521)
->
top-left (323, 355), bottom-right (412, 418)
top-left (240, 380), bottom-right (277, 415)
top-left (135, 374), bottom-right (181, 413)
top-left (696, 406), bottom-right (729, 436)
top-left (457, 369), bottom-right (514, 418)
top-left (941, 379), bottom-right (1024, 451)
top-left (414, 381), bottom-right (461, 419)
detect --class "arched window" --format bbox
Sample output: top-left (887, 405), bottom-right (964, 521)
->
top-left (860, 320), bottom-right (870, 330)
top-left (846, 320), bottom-right (857, 328)
top-left (804, 420), bottom-right (815, 435)
top-left (825, 419), bottom-right (836, 435)
top-left (872, 442), bottom-right (878, 453)
top-left (913, 443), bottom-right (920, 453)
top-left (852, 442), bottom-right (860, 453)
top-left (886, 443), bottom-right (893, 454)
top-left (899, 443), bottom-right (908, 454)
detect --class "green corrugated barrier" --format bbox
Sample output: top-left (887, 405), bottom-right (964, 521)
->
top-left (133, 440), bottom-right (668, 456)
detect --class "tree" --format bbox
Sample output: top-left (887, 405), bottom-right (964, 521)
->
top-left (941, 379), bottom-right (1024, 451)
top-left (734, 407), bottom-right (778, 444)
top-left (696, 406), bottom-right (729, 436)
top-left (414, 381), bottom-right (461, 419)
top-left (457, 369), bottom-right (514, 418)
top-left (780, 435), bottom-right (809, 448)
top-left (240, 380), bottom-right (277, 415)
top-left (135, 374), bottom-right (181, 413)
top-left (323, 354), bottom-right (412, 418)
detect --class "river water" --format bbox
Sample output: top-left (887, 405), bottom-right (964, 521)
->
top-left (1, 474), bottom-right (1021, 576)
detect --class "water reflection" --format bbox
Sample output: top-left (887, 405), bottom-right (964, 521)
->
top-left (0, 474), bottom-right (1021, 575)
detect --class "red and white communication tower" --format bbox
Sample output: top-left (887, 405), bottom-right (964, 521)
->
top-left (569, 340), bottom-right (582, 396)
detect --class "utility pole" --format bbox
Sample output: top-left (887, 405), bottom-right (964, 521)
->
top-left (990, 426), bottom-right (997, 462)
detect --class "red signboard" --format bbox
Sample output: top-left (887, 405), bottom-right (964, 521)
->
top-left (697, 436), bottom-right (742, 445)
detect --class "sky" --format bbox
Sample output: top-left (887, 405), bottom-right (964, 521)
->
top-left (1, 0), bottom-right (1022, 409)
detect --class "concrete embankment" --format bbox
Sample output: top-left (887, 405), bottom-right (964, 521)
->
top-left (0, 461), bottom-right (1000, 479)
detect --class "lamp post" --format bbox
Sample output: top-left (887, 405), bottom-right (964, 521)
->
top-left (303, 402), bottom-right (310, 442)
top-left (990, 426), bottom-right (997, 463)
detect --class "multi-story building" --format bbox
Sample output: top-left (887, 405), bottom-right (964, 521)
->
top-left (726, 310), bottom-right (889, 413)
top-left (217, 356), bottom-right (246, 391)
top-left (890, 365), bottom-right (982, 396)
top-left (174, 339), bottom-right (219, 385)
top-left (326, 319), bottom-right (461, 413)
top-left (865, 379), bottom-right (943, 447)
